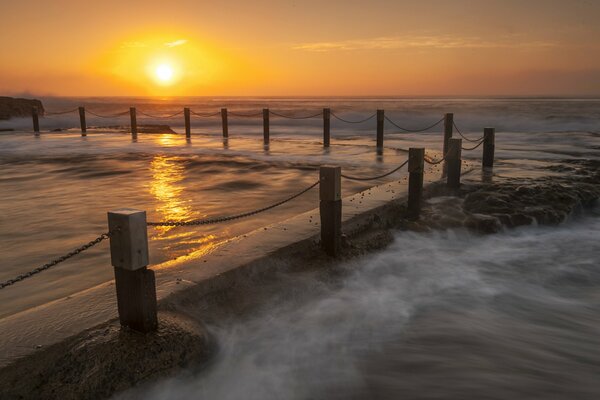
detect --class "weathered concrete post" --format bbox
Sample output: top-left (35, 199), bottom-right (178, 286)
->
top-left (130, 107), bottom-right (138, 140)
top-left (263, 108), bottom-right (270, 146)
top-left (184, 107), bottom-right (191, 139)
top-left (408, 148), bottom-right (425, 218)
top-left (32, 107), bottom-right (40, 135)
top-left (443, 113), bottom-right (454, 157)
top-left (108, 208), bottom-right (157, 333)
top-left (376, 109), bottom-right (385, 154)
top-left (482, 127), bottom-right (495, 169)
top-left (78, 107), bottom-right (87, 136)
top-left (323, 108), bottom-right (331, 147)
top-left (446, 138), bottom-right (462, 189)
top-left (319, 166), bottom-right (342, 257)
top-left (221, 108), bottom-right (229, 139)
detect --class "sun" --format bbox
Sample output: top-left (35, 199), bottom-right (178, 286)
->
top-left (155, 64), bottom-right (174, 84)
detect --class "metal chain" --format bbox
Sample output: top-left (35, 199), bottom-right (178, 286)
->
top-left (44, 108), bottom-right (80, 116)
top-left (424, 151), bottom-right (449, 165)
top-left (0, 231), bottom-right (115, 290)
top-left (462, 140), bottom-right (485, 151)
top-left (453, 121), bottom-right (483, 142)
top-left (269, 110), bottom-right (323, 119)
top-left (384, 116), bottom-right (444, 133)
top-left (86, 110), bottom-right (130, 118)
top-left (228, 111), bottom-right (264, 117)
top-left (148, 180), bottom-right (320, 227)
top-left (330, 112), bottom-right (376, 124)
top-left (190, 110), bottom-right (221, 117)
top-left (137, 110), bottom-right (184, 119)
top-left (341, 159), bottom-right (408, 181)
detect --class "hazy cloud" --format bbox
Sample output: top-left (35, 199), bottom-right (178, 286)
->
top-left (293, 35), bottom-right (558, 52)
top-left (165, 39), bottom-right (188, 47)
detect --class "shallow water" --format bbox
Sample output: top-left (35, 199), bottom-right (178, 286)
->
top-left (116, 209), bottom-right (600, 400)
top-left (0, 97), bottom-right (598, 319)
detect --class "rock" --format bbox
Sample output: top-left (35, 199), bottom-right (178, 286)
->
top-left (0, 97), bottom-right (44, 120)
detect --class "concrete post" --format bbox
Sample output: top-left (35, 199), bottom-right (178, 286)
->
top-left (446, 138), bottom-right (462, 189)
top-left (32, 107), bottom-right (40, 135)
top-left (323, 108), bottom-right (331, 147)
top-left (319, 166), bottom-right (342, 257)
top-left (184, 107), bottom-right (191, 139)
top-left (482, 127), bottom-right (495, 169)
top-left (221, 108), bottom-right (228, 138)
top-left (130, 107), bottom-right (137, 140)
top-left (376, 109), bottom-right (384, 155)
top-left (107, 208), bottom-right (157, 333)
top-left (79, 107), bottom-right (87, 136)
top-left (408, 148), bottom-right (425, 218)
top-left (443, 113), bottom-right (454, 157)
top-left (263, 108), bottom-right (270, 146)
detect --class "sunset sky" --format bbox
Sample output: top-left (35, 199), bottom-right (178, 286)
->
top-left (1, 0), bottom-right (599, 97)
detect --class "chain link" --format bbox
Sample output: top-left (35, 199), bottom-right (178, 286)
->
top-left (330, 112), bottom-right (376, 124)
top-left (384, 116), bottom-right (444, 133)
top-left (462, 140), bottom-right (485, 151)
top-left (136, 110), bottom-right (184, 119)
top-left (190, 110), bottom-right (221, 117)
top-left (453, 121), bottom-right (484, 142)
top-left (0, 231), bottom-right (116, 290)
top-left (86, 110), bottom-right (130, 118)
top-left (148, 180), bottom-right (320, 227)
top-left (341, 160), bottom-right (408, 181)
top-left (44, 108), bottom-right (80, 116)
top-left (269, 110), bottom-right (323, 119)
top-left (228, 111), bottom-right (264, 117)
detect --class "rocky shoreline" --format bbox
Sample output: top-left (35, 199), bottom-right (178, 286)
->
top-left (0, 97), bottom-right (44, 120)
top-left (0, 159), bottom-right (598, 400)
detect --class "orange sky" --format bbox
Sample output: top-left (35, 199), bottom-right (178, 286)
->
top-left (1, 0), bottom-right (599, 96)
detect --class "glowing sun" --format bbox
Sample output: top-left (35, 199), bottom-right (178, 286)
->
top-left (155, 64), bottom-right (174, 84)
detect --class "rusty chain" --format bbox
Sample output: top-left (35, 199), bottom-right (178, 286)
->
top-left (330, 112), bottom-right (376, 124)
top-left (453, 121), bottom-right (484, 142)
top-left (341, 160), bottom-right (409, 181)
top-left (384, 116), bottom-right (444, 133)
top-left (0, 230), bottom-right (117, 290)
top-left (147, 180), bottom-right (320, 227)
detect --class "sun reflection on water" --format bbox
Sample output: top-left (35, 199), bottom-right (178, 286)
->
top-left (148, 152), bottom-right (222, 263)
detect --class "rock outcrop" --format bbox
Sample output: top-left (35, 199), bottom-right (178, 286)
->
top-left (0, 97), bottom-right (44, 120)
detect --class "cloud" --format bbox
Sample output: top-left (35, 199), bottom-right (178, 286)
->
top-left (165, 39), bottom-right (188, 48)
top-left (293, 35), bottom-right (558, 52)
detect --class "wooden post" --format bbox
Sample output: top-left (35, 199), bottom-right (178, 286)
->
top-left (184, 107), bottom-right (191, 139)
top-left (323, 108), bottom-right (331, 147)
top-left (446, 138), bottom-right (462, 189)
top-left (32, 107), bottom-right (40, 135)
top-left (319, 166), bottom-right (342, 257)
top-left (482, 127), bottom-right (495, 169)
top-left (408, 148), bottom-right (425, 218)
top-left (263, 108), bottom-right (270, 146)
top-left (376, 109), bottom-right (384, 154)
top-left (221, 108), bottom-right (228, 138)
top-left (79, 107), bottom-right (87, 136)
top-left (443, 113), bottom-right (454, 157)
top-left (108, 208), bottom-right (157, 333)
top-left (130, 107), bottom-right (137, 140)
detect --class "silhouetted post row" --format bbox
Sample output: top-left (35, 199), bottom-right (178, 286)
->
top-left (482, 127), bottom-right (495, 169)
top-left (221, 108), bottom-right (229, 138)
top-left (443, 113), bottom-right (454, 157)
top-left (323, 108), bottom-right (331, 147)
top-left (31, 107), bottom-right (40, 135)
top-left (376, 109), bottom-right (384, 155)
top-left (408, 148), bottom-right (425, 218)
top-left (108, 208), bottom-right (157, 333)
top-left (129, 107), bottom-right (137, 140)
top-left (446, 138), bottom-right (462, 188)
top-left (263, 108), bottom-right (270, 146)
top-left (78, 107), bottom-right (86, 136)
top-left (184, 107), bottom-right (191, 139)
top-left (319, 166), bottom-right (342, 257)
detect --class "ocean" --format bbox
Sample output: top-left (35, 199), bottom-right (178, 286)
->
top-left (1, 97), bottom-right (599, 398)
